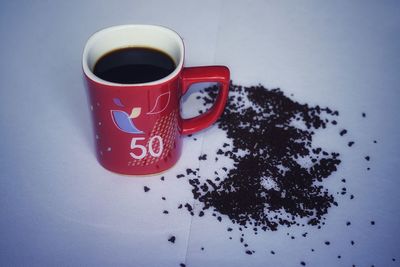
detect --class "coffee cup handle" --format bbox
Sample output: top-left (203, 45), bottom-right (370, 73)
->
top-left (180, 66), bottom-right (230, 135)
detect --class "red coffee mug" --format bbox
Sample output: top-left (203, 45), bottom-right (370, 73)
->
top-left (82, 25), bottom-right (229, 175)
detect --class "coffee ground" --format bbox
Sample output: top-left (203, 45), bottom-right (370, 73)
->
top-left (168, 235), bottom-right (176, 243)
top-left (184, 83), bottom-right (341, 231)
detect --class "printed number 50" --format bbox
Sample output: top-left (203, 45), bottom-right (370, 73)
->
top-left (130, 136), bottom-right (163, 160)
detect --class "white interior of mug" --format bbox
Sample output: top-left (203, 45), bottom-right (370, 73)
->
top-left (82, 24), bottom-right (184, 86)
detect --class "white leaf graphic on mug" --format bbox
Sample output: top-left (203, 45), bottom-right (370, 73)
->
top-left (147, 91), bottom-right (171, 115)
top-left (129, 107), bottom-right (141, 119)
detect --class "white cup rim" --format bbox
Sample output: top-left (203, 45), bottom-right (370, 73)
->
top-left (82, 24), bottom-right (184, 87)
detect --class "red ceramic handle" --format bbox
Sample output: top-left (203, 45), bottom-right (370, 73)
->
top-left (180, 66), bottom-right (230, 135)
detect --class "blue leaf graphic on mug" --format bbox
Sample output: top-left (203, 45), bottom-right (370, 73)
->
top-left (111, 110), bottom-right (143, 134)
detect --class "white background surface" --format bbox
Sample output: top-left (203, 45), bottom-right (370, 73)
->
top-left (1, 1), bottom-right (399, 266)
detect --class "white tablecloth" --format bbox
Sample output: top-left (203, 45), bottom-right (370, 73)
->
top-left (1, 1), bottom-right (399, 266)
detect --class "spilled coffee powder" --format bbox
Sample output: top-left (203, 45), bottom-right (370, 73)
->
top-left (182, 83), bottom-right (342, 231)
top-left (167, 83), bottom-right (395, 265)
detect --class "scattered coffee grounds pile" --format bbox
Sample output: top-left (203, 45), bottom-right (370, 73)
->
top-left (182, 83), bottom-right (342, 231)
top-left (165, 83), bottom-right (394, 266)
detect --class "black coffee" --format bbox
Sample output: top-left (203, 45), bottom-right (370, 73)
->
top-left (93, 47), bottom-right (176, 84)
